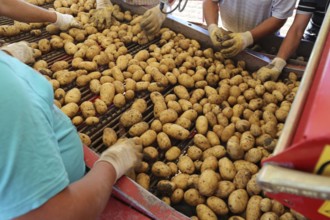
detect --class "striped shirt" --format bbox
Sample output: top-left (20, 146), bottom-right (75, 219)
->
top-left (297, 0), bottom-right (329, 28)
top-left (213, 0), bottom-right (296, 32)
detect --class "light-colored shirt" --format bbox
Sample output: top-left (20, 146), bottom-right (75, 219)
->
top-left (0, 51), bottom-right (85, 219)
top-left (123, 0), bottom-right (159, 6)
top-left (213, 0), bottom-right (296, 32)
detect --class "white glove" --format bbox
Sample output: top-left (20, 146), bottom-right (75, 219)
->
top-left (53, 11), bottom-right (82, 31)
top-left (257, 57), bottom-right (287, 82)
top-left (208, 24), bottom-right (230, 47)
top-left (140, 5), bottom-right (166, 36)
top-left (1, 41), bottom-right (35, 63)
top-left (96, 0), bottom-right (113, 9)
top-left (96, 138), bottom-right (143, 182)
top-left (221, 31), bottom-right (254, 58)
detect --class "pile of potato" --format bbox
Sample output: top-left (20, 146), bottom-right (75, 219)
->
top-left (1, 0), bottom-right (306, 219)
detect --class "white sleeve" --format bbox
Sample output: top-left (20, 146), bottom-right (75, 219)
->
top-left (272, 0), bottom-right (296, 19)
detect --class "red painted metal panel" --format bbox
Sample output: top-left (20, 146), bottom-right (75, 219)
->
top-left (262, 33), bottom-right (330, 220)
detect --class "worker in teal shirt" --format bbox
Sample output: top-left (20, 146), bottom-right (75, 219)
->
top-left (0, 45), bottom-right (142, 220)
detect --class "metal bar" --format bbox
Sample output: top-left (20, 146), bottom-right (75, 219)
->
top-left (258, 164), bottom-right (330, 200)
top-left (272, 5), bottom-right (330, 155)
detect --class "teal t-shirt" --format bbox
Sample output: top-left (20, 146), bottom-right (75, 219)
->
top-left (0, 51), bottom-right (85, 219)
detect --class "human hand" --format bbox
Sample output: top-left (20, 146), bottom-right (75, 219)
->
top-left (90, 6), bottom-right (114, 31)
top-left (1, 41), bottom-right (35, 63)
top-left (221, 31), bottom-right (253, 58)
top-left (140, 6), bottom-right (166, 36)
top-left (53, 11), bottom-right (82, 30)
top-left (256, 57), bottom-right (287, 82)
top-left (97, 138), bottom-right (143, 181)
top-left (208, 24), bottom-right (230, 47)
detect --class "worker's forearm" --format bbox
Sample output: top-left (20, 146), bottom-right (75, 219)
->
top-left (203, 0), bottom-right (219, 26)
top-left (250, 17), bottom-right (286, 42)
top-left (277, 14), bottom-right (311, 61)
top-left (0, 0), bottom-right (56, 23)
top-left (16, 162), bottom-right (116, 220)
top-left (277, 28), bottom-right (304, 61)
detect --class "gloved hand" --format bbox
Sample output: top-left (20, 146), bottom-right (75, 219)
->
top-left (221, 31), bottom-right (254, 58)
top-left (207, 24), bottom-right (230, 47)
top-left (140, 6), bottom-right (166, 36)
top-left (53, 11), bottom-right (82, 30)
top-left (1, 41), bottom-right (35, 63)
top-left (256, 57), bottom-right (287, 82)
top-left (90, 0), bottom-right (114, 31)
top-left (96, 138), bottom-right (143, 181)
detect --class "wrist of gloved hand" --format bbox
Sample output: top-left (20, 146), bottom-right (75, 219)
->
top-left (96, 0), bottom-right (113, 9)
top-left (53, 11), bottom-right (81, 30)
top-left (241, 31), bottom-right (254, 49)
top-left (96, 138), bottom-right (142, 182)
top-left (207, 23), bottom-right (218, 35)
top-left (270, 57), bottom-right (287, 72)
top-left (1, 41), bottom-right (34, 63)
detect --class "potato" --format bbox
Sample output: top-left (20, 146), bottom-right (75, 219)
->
top-left (100, 83), bottom-right (115, 105)
top-left (178, 73), bottom-right (195, 88)
top-left (228, 189), bottom-right (249, 214)
top-left (234, 160), bottom-right (259, 175)
top-left (79, 132), bottom-right (91, 146)
top-left (157, 180), bottom-right (176, 196)
top-left (219, 157), bottom-right (237, 180)
top-left (94, 98), bottom-right (108, 115)
top-left (80, 101), bottom-right (96, 118)
top-left (64, 41), bottom-right (77, 55)
top-left (184, 188), bottom-right (205, 206)
top-left (215, 181), bottom-right (235, 199)
top-left (33, 60), bottom-right (48, 70)
top-left (51, 61), bottom-right (69, 72)
top-left (85, 116), bottom-right (99, 125)
top-left (206, 196), bottom-right (229, 216)
top-left (151, 161), bottom-right (172, 178)
top-left (143, 146), bottom-right (158, 161)
top-left (102, 128), bottom-right (117, 147)
top-left (196, 116), bottom-right (208, 135)
top-left (174, 85), bottom-right (190, 100)
top-left (227, 136), bottom-right (244, 160)
top-left (221, 123), bottom-right (235, 142)
top-left (260, 198), bottom-right (272, 212)
top-left (131, 99), bottom-right (147, 113)
top-left (193, 134), bottom-right (211, 151)
top-left (61, 103), bottom-right (79, 118)
top-left (38, 39), bottom-right (51, 53)
top-left (246, 195), bottom-right (262, 220)
top-left (187, 145), bottom-right (202, 160)
top-left (171, 173), bottom-right (189, 190)
top-left (260, 212), bottom-right (279, 220)
top-left (201, 156), bottom-right (218, 172)
top-left (198, 169), bottom-right (218, 196)
top-left (159, 109), bottom-right (178, 124)
top-left (90, 79), bottom-right (102, 94)
top-left (64, 88), bottom-right (81, 104)
top-left (139, 130), bottom-right (157, 146)
top-left (128, 121), bottom-right (149, 137)
top-left (177, 155), bottom-right (195, 174)
top-left (162, 123), bottom-right (190, 140)
top-left (171, 188), bottom-right (184, 204)
top-left (113, 93), bottom-right (126, 108)
top-left (233, 169), bottom-right (251, 189)
top-left (165, 146), bottom-right (181, 161)
top-left (196, 204), bottom-right (217, 220)
top-left (136, 173), bottom-right (150, 190)
top-left (71, 114), bottom-right (83, 125)
top-left (156, 132), bottom-right (171, 150)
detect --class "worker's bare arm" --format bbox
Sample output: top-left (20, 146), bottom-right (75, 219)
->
top-left (0, 0), bottom-right (56, 23)
top-left (250, 17), bottom-right (286, 42)
top-left (277, 13), bottom-right (312, 61)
